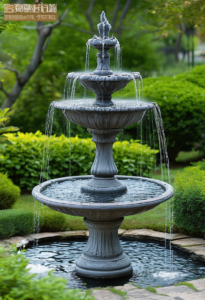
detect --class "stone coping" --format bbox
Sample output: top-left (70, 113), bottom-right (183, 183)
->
top-left (1, 229), bottom-right (205, 300)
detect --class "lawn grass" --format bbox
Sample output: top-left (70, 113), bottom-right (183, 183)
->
top-left (176, 150), bottom-right (204, 163)
top-left (174, 282), bottom-right (198, 292)
top-left (13, 168), bottom-right (183, 232)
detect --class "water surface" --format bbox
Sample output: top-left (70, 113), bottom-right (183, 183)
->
top-left (42, 178), bottom-right (165, 203)
top-left (25, 238), bottom-right (205, 289)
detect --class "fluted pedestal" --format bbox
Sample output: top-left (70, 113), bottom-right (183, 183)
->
top-left (81, 129), bottom-right (127, 194)
top-left (75, 218), bottom-right (132, 278)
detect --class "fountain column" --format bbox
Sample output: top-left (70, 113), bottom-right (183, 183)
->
top-left (75, 217), bottom-right (132, 278)
top-left (81, 129), bottom-right (127, 194)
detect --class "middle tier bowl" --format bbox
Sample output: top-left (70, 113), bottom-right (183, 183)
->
top-left (52, 99), bottom-right (153, 129)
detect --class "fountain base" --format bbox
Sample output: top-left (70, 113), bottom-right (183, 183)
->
top-left (81, 176), bottom-right (127, 194)
top-left (75, 218), bottom-right (132, 279)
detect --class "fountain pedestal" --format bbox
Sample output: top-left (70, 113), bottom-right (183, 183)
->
top-left (75, 218), bottom-right (132, 278)
top-left (81, 129), bottom-right (127, 194)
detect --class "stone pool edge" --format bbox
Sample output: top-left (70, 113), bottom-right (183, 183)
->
top-left (1, 229), bottom-right (205, 300)
top-left (1, 228), bottom-right (205, 263)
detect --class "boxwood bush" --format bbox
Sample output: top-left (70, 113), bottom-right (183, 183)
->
top-left (143, 76), bottom-right (205, 162)
top-left (0, 131), bottom-right (158, 190)
top-left (0, 209), bottom-right (33, 238)
top-left (0, 206), bottom-right (68, 239)
top-left (40, 207), bottom-right (68, 232)
top-left (0, 248), bottom-right (92, 300)
top-left (116, 65), bottom-right (205, 162)
top-left (174, 163), bottom-right (205, 236)
top-left (0, 173), bottom-right (20, 210)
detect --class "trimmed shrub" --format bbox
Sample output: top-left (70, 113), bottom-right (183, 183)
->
top-left (143, 77), bottom-right (205, 162)
top-left (0, 131), bottom-right (158, 190)
top-left (0, 173), bottom-right (20, 210)
top-left (116, 66), bottom-right (205, 162)
top-left (0, 249), bottom-right (92, 300)
top-left (0, 209), bottom-right (33, 238)
top-left (40, 208), bottom-right (68, 232)
top-left (174, 164), bottom-right (205, 236)
top-left (176, 65), bottom-right (205, 89)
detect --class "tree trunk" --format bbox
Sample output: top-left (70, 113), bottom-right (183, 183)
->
top-left (174, 32), bottom-right (182, 62)
top-left (1, 26), bottom-right (52, 109)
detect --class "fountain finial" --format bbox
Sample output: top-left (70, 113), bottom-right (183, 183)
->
top-left (100, 11), bottom-right (107, 22)
top-left (97, 11), bottom-right (111, 39)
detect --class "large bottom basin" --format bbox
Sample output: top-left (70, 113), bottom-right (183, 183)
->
top-left (32, 175), bottom-right (173, 279)
top-left (25, 238), bottom-right (205, 289)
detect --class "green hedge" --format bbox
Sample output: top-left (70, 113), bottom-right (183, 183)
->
top-left (118, 65), bottom-right (205, 162)
top-left (174, 163), bottom-right (205, 236)
top-left (0, 206), bottom-right (68, 239)
top-left (0, 249), bottom-right (93, 300)
top-left (40, 207), bottom-right (68, 232)
top-left (0, 173), bottom-right (20, 210)
top-left (143, 73), bottom-right (205, 161)
top-left (0, 131), bottom-right (158, 190)
top-left (0, 209), bottom-right (33, 239)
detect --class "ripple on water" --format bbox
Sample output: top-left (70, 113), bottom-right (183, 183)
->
top-left (41, 179), bottom-right (165, 203)
top-left (24, 239), bottom-right (205, 289)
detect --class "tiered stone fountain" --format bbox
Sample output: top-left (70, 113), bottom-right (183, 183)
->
top-left (32, 12), bottom-right (173, 279)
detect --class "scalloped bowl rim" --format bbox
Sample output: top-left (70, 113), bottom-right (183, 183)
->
top-left (52, 100), bottom-right (154, 112)
top-left (32, 175), bottom-right (174, 210)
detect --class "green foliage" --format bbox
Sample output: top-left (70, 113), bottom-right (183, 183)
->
top-left (40, 207), bottom-right (68, 232)
top-left (143, 77), bottom-right (205, 161)
top-left (148, 0), bottom-right (205, 34)
top-left (0, 173), bottom-right (20, 210)
top-left (108, 288), bottom-right (127, 299)
top-left (0, 1), bottom-right (164, 132)
top-left (174, 164), bottom-right (205, 236)
top-left (176, 65), bottom-right (205, 89)
top-left (0, 108), bottom-right (18, 145)
top-left (174, 282), bottom-right (198, 292)
top-left (115, 65), bottom-right (205, 161)
top-left (192, 159), bottom-right (205, 171)
top-left (0, 249), bottom-right (93, 300)
top-left (0, 12), bottom-right (7, 35)
top-left (145, 287), bottom-right (157, 293)
top-left (0, 131), bottom-right (158, 190)
top-left (0, 201), bottom-right (68, 238)
top-left (0, 209), bottom-right (33, 238)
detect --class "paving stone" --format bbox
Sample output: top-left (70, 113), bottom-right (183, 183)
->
top-left (118, 283), bottom-right (138, 292)
top-left (122, 229), bottom-right (189, 241)
top-left (118, 229), bottom-right (126, 236)
top-left (3, 236), bottom-right (28, 245)
top-left (113, 286), bottom-right (124, 290)
top-left (191, 250), bottom-right (205, 261)
top-left (28, 231), bottom-right (87, 240)
top-left (167, 291), bottom-right (205, 300)
top-left (181, 245), bottom-right (205, 253)
top-left (92, 289), bottom-right (123, 300)
top-left (187, 278), bottom-right (205, 291)
top-left (59, 230), bottom-right (87, 238)
top-left (171, 238), bottom-right (205, 248)
top-left (125, 289), bottom-right (176, 299)
top-left (156, 285), bottom-right (196, 295)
